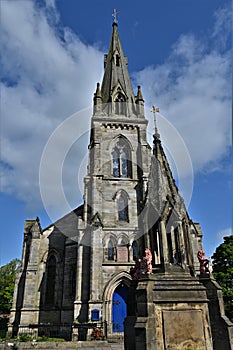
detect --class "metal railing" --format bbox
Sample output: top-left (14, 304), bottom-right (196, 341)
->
top-left (8, 322), bottom-right (125, 342)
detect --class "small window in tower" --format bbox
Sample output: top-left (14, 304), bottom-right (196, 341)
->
top-left (108, 240), bottom-right (115, 260)
top-left (118, 193), bottom-right (129, 222)
top-left (116, 54), bottom-right (120, 66)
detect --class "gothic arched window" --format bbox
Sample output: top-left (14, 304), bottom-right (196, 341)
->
top-left (117, 192), bottom-right (129, 222)
top-left (45, 255), bottom-right (56, 305)
top-left (112, 138), bottom-right (132, 178)
top-left (70, 266), bottom-right (76, 297)
top-left (114, 93), bottom-right (126, 115)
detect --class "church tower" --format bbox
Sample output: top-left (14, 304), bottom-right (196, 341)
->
top-left (75, 20), bottom-right (152, 336)
top-left (9, 16), bottom-right (232, 350)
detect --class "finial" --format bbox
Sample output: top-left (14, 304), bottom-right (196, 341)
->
top-left (151, 105), bottom-right (160, 140)
top-left (136, 85), bottom-right (144, 101)
top-left (95, 82), bottom-right (102, 98)
top-left (112, 9), bottom-right (120, 24)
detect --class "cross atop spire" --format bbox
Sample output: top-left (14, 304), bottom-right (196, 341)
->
top-left (112, 9), bottom-right (120, 24)
top-left (151, 105), bottom-right (160, 140)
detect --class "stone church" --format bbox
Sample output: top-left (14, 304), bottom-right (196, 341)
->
top-left (9, 20), bottom-right (232, 349)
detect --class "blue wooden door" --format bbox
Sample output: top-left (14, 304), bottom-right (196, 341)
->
top-left (112, 284), bottom-right (128, 332)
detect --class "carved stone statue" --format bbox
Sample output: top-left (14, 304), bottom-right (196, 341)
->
top-left (197, 249), bottom-right (210, 275)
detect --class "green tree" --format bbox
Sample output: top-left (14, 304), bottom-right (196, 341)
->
top-left (212, 235), bottom-right (233, 321)
top-left (0, 258), bottom-right (21, 314)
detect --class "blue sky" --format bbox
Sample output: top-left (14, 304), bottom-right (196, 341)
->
top-left (0, 0), bottom-right (232, 266)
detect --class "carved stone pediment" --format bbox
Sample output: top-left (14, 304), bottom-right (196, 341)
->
top-left (91, 212), bottom-right (103, 228)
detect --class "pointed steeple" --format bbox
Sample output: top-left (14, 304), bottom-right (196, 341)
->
top-left (100, 22), bottom-right (139, 117)
top-left (150, 113), bottom-right (179, 205)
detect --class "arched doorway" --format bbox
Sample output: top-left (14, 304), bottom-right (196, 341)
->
top-left (112, 284), bottom-right (128, 332)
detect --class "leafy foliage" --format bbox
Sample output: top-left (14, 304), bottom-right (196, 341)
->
top-left (0, 259), bottom-right (21, 314)
top-left (212, 235), bottom-right (233, 321)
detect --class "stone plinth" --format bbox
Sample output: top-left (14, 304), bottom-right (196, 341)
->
top-left (199, 276), bottom-right (233, 350)
top-left (125, 273), bottom-right (213, 350)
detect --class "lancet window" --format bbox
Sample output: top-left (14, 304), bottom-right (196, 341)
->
top-left (112, 138), bottom-right (132, 178)
top-left (108, 240), bottom-right (115, 260)
top-left (117, 192), bottom-right (129, 222)
top-left (45, 255), bottom-right (56, 305)
top-left (132, 241), bottom-right (138, 261)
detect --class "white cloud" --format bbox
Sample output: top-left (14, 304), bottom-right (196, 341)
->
top-left (211, 5), bottom-right (232, 50)
top-left (0, 0), bottom-right (103, 211)
top-left (0, 1), bottom-right (231, 220)
top-left (133, 6), bottom-right (232, 175)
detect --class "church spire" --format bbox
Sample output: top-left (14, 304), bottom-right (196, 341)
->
top-left (99, 18), bottom-right (140, 117)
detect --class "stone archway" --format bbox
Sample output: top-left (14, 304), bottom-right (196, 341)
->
top-left (102, 271), bottom-right (132, 337)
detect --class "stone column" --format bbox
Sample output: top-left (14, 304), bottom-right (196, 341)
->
top-left (155, 229), bottom-right (161, 264)
top-left (160, 220), bottom-right (169, 265)
top-left (170, 225), bottom-right (176, 263)
top-left (90, 227), bottom-right (102, 301)
top-left (129, 244), bottom-right (133, 262)
top-left (177, 221), bottom-right (187, 266)
top-left (74, 244), bottom-right (83, 319)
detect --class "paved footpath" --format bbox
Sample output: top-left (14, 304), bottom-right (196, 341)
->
top-left (0, 341), bottom-right (124, 350)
